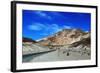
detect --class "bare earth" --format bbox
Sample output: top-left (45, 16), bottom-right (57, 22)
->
top-left (23, 48), bottom-right (90, 62)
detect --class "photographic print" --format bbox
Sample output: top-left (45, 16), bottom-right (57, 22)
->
top-left (11, 1), bottom-right (98, 72)
top-left (22, 10), bottom-right (91, 62)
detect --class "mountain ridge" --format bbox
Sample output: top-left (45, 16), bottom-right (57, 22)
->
top-left (38, 29), bottom-right (90, 47)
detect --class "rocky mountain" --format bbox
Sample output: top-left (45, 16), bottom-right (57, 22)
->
top-left (38, 29), bottom-right (90, 48)
top-left (69, 35), bottom-right (90, 48)
top-left (22, 29), bottom-right (91, 62)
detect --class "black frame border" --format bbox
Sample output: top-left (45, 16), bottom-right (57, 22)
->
top-left (11, 1), bottom-right (98, 72)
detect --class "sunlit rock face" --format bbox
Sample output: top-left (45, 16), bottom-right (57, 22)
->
top-left (38, 29), bottom-right (90, 47)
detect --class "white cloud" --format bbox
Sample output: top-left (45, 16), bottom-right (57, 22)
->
top-left (36, 11), bottom-right (47, 17)
top-left (63, 25), bottom-right (72, 29)
top-left (28, 23), bottom-right (72, 36)
top-left (35, 11), bottom-right (52, 19)
top-left (28, 25), bottom-right (41, 30)
top-left (51, 24), bottom-right (62, 32)
top-left (28, 23), bottom-right (46, 31)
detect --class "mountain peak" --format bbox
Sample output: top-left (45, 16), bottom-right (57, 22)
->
top-left (38, 28), bottom-right (90, 46)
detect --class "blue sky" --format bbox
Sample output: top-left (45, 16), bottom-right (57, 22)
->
top-left (22, 10), bottom-right (91, 40)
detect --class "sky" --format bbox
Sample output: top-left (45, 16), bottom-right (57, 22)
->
top-left (22, 10), bottom-right (91, 40)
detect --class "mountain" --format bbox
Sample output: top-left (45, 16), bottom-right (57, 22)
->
top-left (23, 37), bottom-right (37, 43)
top-left (69, 35), bottom-right (90, 48)
top-left (38, 29), bottom-right (90, 47)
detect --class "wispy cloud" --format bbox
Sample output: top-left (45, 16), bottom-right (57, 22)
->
top-left (63, 25), bottom-right (72, 29)
top-left (35, 11), bottom-right (52, 19)
top-left (36, 11), bottom-right (47, 17)
top-left (50, 24), bottom-right (62, 33)
top-left (28, 23), bottom-right (46, 31)
top-left (28, 22), bottom-right (72, 36)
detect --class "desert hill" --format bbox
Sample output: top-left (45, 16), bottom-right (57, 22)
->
top-left (38, 29), bottom-right (90, 48)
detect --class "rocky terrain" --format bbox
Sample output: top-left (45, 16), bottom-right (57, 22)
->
top-left (22, 29), bottom-right (91, 62)
top-left (38, 29), bottom-right (90, 48)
